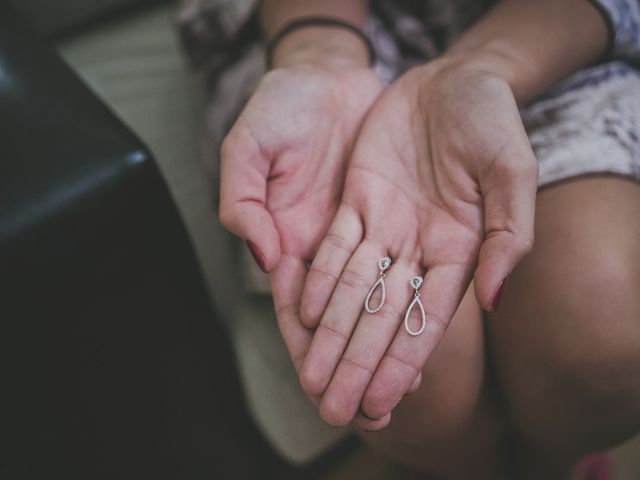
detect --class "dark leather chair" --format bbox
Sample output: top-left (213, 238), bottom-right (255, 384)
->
top-left (0, 4), bottom-right (280, 479)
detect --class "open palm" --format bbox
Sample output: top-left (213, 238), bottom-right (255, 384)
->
top-left (219, 65), bottom-right (382, 378)
top-left (298, 59), bottom-right (538, 426)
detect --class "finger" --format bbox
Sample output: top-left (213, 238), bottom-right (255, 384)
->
top-left (362, 263), bottom-right (469, 420)
top-left (219, 128), bottom-right (280, 272)
top-left (474, 140), bottom-right (538, 311)
top-left (300, 204), bottom-right (363, 328)
top-left (352, 412), bottom-right (392, 432)
top-left (272, 257), bottom-right (389, 426)
top-left (270, 254), bottom-right (312, 373)
top-left (299, 239), bottom-right (386, 400)
top-left (318, 258), bottom-right (420, 427)
top-left (306, 387), bottom-right (391, 431)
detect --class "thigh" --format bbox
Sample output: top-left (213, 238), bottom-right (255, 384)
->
top-left (360, 285), bottom-right (509, 479)
top-left (489, 177), bottom-right (640, 457)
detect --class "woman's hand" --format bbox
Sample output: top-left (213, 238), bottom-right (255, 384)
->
top-left (220, 65), bottom-right (381, 272)
top-left (218, 37), bottom-right (384, 429)
top-left (298, 54), bottom-right (538, 427)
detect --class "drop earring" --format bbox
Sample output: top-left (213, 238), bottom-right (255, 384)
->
top-left (404, 276), bottom-right (426, 336)
top-left (364, 256), bottom-right (391, 314)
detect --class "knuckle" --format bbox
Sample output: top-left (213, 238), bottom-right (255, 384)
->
top-left (430, 310), bottom-right (449, 334)
top-left (324, 232), bottom-right (353, 254)
top-left (308, 265), bottom-right (338, 283)
top-left (317, 323), bottom-right (349, 342)
top-left (341, 355), bottom-right (375, 378)
top-left (338, 268), bottom-right (369, 291)
top-left (386, 352), bottom-right (422, 379)
top-left (275, 301), bottom-right (299, 322)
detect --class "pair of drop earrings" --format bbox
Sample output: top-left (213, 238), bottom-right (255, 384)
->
top-left (364, 256), bottom-right (426, 336)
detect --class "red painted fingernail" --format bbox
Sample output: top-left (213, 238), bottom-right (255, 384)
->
top-left (246, 240), bottom-right (267, 273)
top-left (490, 278), bottom-right (507, 311)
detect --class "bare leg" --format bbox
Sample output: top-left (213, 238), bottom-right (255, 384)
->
top-left (357, 177), bottom-right (640, 479)
top-left (358, 286), bottom-right (510, 479)
top-left (489, 177), bottom-right (640, 479)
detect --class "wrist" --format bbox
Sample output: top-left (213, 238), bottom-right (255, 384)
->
top-left (439, 43), bottom-right (529, 101)
top-left (270, 26), bottom-right (371, 70)
top-left (439, 0), bottom-right (610, 104)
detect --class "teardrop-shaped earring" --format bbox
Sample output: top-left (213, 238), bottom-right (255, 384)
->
top-left (404, 276), bottom-right (426, 336)
top-left (364, 256), bottom-right (391, 314)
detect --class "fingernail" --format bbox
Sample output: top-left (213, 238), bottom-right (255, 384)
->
top-left (246, 240), bottom-right (267, 273)
top-left (490, 278), bottom-right (507, 311)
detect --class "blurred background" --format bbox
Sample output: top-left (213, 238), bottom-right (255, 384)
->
top-left (1, 1), bottom-right (639, 478)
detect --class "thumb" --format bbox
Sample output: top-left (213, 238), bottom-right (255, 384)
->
top-left (218, 129), bottom-right (281, 272)
top-left (474, 147), bottom-right (538, 312)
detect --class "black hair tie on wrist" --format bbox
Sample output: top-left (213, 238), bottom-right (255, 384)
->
top-left (265, 16), bottom-right (376, 69)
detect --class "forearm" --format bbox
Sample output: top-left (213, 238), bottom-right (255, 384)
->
top-left (260, 0), bottom-right (370, 69)
top-left (445, 0), bottom-right (610, 103)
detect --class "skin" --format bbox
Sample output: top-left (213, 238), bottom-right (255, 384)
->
top-left (361, 178), bottom-right (640, 479)
top-left (299, 57), bottom-right (538, 426)
top-left (359, 283), bottom-right (508, 479)
top-left (219, 0), bottom-right (389, 430)
top-left (489, 178), bottom-right (640, 479)
top-left (219, 0), bottom-right (640, 477)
